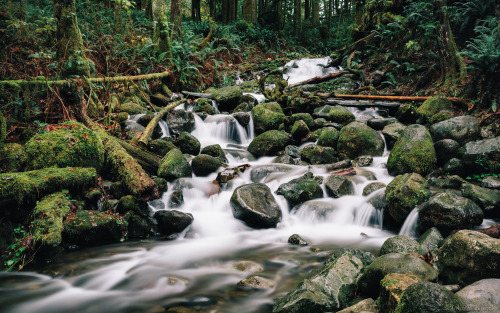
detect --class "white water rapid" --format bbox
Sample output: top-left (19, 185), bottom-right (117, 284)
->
top-left (0, 58), bottom-right (411, 313)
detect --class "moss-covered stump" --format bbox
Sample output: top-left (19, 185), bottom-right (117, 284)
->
top-left (387, 124), bottom-right (437, 176)
top-left (251, 102), bottom-right (285, 134)
top-left (248, 130), bottom-right (291, 157)
top-left (430, 116), bottom-right (480, 145)
top-left (157, 149), bottom-right (192, 181)
top-left (327, 105), bottom-right (356, 125)
top-left (119, 102), bottom-right (148, 115)
top-left (415, 96), bottom-right (453, 123)
top-left (379, 235), bottom-right (425, 256)
top-left (382, 122), bottom-right (406, 150)
top-left (276, 172), bottom-right (323, 207)
top-left (438, 230), bottom-right (500, 287)
top-left (379, 273), bottom-right (421, 313)
top-left (63, 210), bottom-right (125, 247)
top-left (325, 174), bottom-right (354, 198)
top-left (316, 127), bottom-right (340, 148)
top-left (0, 167), bottom-right (97, 209)
top-left (419, 192), bottom-right (483, 236)
top-left (385, 173), bottom-right (430, 224)
top-left (394, 282), bottom-right (466, 313)
top-left (337, 122), bottom-right (384, 160)
top-left (211, 86), bottom-right (243, 112)
top-left (300, 144), bottom-right (338, 164)
top-left (174, 131), bottom-right (201, 155)
top-left (191, 154), bottom-right (225, 176)
top-left (290, 120), bottom-right (310, 140)
top-left (0, 143), bottom-right (26, 173)
top-left (25, 121), bottom-right (104, 171)
top-left (200, 144), bottom-right (227, 162)
top-left (30, 191), bottom-right (71, 247)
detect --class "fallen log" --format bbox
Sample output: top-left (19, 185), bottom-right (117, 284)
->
top-left (332, 94), bottom-right (464, 104)
top-left (137, 99), bottom-right (186, 146)
top-left (181, 91), bottom-right (213, 99)
top-left (118, 140), bottom-right (161, 174)
top-left (330, 167), bottom-right (357, 176)
top-left (285, 71), bottom-right (346, 90)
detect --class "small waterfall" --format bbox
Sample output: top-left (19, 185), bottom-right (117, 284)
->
top-left (243, 92), bottom-right (265, 103)
top-left (354, 191), bottom-right (384, 228)
top-left (282, 57), bottom-right (339, 85)
top-left (191, 114), bottom-right (251, 147)
top-left (399, 207), bottom-right (419, 238)
top-left (158, 119), bottom-right (171, 138)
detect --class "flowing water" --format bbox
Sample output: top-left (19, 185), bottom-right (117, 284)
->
top-left (1, 58), bottom-right (409, 313)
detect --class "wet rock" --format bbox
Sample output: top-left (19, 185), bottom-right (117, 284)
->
top-left (434, 139), bottom-right (460, 165)
top-left (0, 143), bottom-right (26, 173)
top-left (25, 121), bottom-right (104, 171)
top-left (300, 144), bottom-right (338, 164)
top-left (194, 98), bottom-right (217, 115)
top-left (430, 116), bottom-right (480, 145)
top-left (191, 154), bottom-right (225, 177)
top-left (174, 132), bottom-right (201, 156)
top-left (166, 109), bottom-right (195, 135)
top-left (135, 112), bottom-right (154, 127)
top-left (394, 281), bottom-right (466, 313)
top-left (438, 230), bottom-right (500, 286)
top-left (248, 130), bottom-right (291, 157)
top-left (249, 164), bottom-right (294, 183)
top-left (291, 113), bottom-right (315, 129)
top-left (212, 86), bottom-right (243, 112)
top-left (288, 234), bottom-right (309, 246)
top-left (237, 276), bottom-right (274, 290)
top-left (455, 279), bottom-right (500, 313)
top-left (380, 235), bottom-right (425, 256)
top-left (148, 138), bottom-right (176, 156)
top-left (63, 210), bottom-right (124, 247)
top-left (200, 144), bottom-right (227, 162)
top-left (154, 210), bottom-right (193, 236)
top-left (428, 175), bottom-right (467, 189)
top-left (417, 227), bottom-right (444, 256)
top-left (230, 183), bottom-right (282, 228)
top-left (443, 158), bottom-right (464, 175)
top-left (157, 149), bottom-right (193, 181)
top-left (327, 105), bottom-right (356, 125)
top-left (290, 120), bottom-right (310, 140)
top-left (357, 253), bottom-right (438, 298)
top-left (276, 172), bottom-right (323, 207)
top-left (382, 122), bottom-right (406, 150)
top-left (119, 102), bottom-right (148, 115)
top-left (460, 137), bottom-right (500, 174)
top-left (316, 127), bottom-right (340, 148)
top-left (153, 177), bottom-right (168, 193)
top-left (416, 96), bottom-right (453, 123)
top-left (273, 251), bottom-right (366, 312)
top-left (168, 190), bottom-right (184, 208)
top-left (330, 248), bottom-right (375, 267)
top-left (386, 173), bottom-right (430, 224)
top-left (325, 174), bottom-right (354, 198)
top-left (369, 190), bottom-right (387, 211)
top-left (313, 105), bottom-right (334, 119)
top-left (337, 122), bottom-right (385, 160)
top-left (124, 212), bottom-right (151, 239)
top-left (461, 182), bottom-right (500, 218)
top-left (367, 117), bottom-right (398, 130)
top-left (481, 176), bottom-right (500, 190)
top-left (363, 182), bottom-right (386, 196)
top-left (395, 103), bottom-right (418, 124)
top-left (116, 195), bottom-right (149, 216)
top-left (419, 192), bottom-right (483, 236)
top-left (123, 120), bottom-right (145, 139)
top-left (231, 260), bottom-right (263, 272)
top-left (379, 273), bottom-right (421, 313)
top-left (336, 298), bottom-right (378, 313)
top-left (232, 111), bottom-right (251, 127)
top-left (285, 145), bottom-right (301, 159)
top-left (387, 124), bottom-right (437, 176)
top-left (251, 102), bottom-right (285, 134)
top-left (354, 155), bottom-right (373, 167)
top-left (481, 122), bottom-right (497, 139)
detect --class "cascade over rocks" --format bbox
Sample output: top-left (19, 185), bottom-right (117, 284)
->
top-left (166, 109), bottom-right (195, 135)
top-left (230, 183), bottom-right (282, 228)
top-left (337, 121), bottom-right (384, 160)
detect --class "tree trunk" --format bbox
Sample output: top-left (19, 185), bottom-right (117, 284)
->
top-left (228, 0), bottom-right (236, 22)
top-left (304, 0), bottom-right (310, 20)
top-left (209, 0), bottom-right (216, 19)
top-left (311, 0), bottom-right (320, 26)
top-left (496, 2), bottom-right (500, 35)
top-left (171, 0), bottom-right (182, 38)
top-left (54, 0), bottom-right (91, 77)
top-left (152, 0), bottom-right (172, 59)
top-left (192, 0), bottom-right (201, 21)
top-left (243, 0), bottom-right (257, 22)
top-left (293, 0), bottom-right (301, 37)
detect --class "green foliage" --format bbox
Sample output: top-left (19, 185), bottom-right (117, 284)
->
top-left (2, 225), bottom-right (31, 271)
top-left (462, 17), bottom-right (500, 75)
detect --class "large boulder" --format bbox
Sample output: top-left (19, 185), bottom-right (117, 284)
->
top-left (455, 279), bottom-right (500, 313)
top-left (379, 273), bottom-right (421, 313)
top-left (230, 183), bottom-right (282, 228)
top-left (247, 130), bottom-right (291, 157)
top-left (337, 122), bottom-right (385, 159)
top-left (394, 281), bottom-right (466, 313)
top-left (157, 149), bottom-right (192, 181)
top-left (63, 210), bottom-right (124, 247)
top-left (358, 253), bottom-right (438, 298)
top-left (300, 144), bottom-right (338, 164)
top-left (174, 131), bottom-right (201, 155)
top-left (316, 127), bottom-right (340, 148)
top-left (385, 173), bottom-right (430, 224)
top-left (434, 139), bottom-right (461, 165)
top-left (382, 122), bottom-right (406, 150)
top-left (430, 116), bottom-right (480, 145)
top-left (438, 230), bottom-right (500, 286)
top-left (154, 210), bottom-right (193, 236)
top-left (416, 96), bottom-right (453, 122)
top-left (419, 192), bottom-right (483, 236)
top-left (379, 235), bottom-right (425, 256)
top-left (251, 102), bottom-right (285, 134)
top-left (290, 120), bottom-right (310, 140)
top-left (387, 124), bottom-right (437, 176)
top-left (191, 154), bottom-right (225, 176)
top-left (290, 113), bottom-right (315, 129)
top-left (273, 251), bottom-right (366, 313)
top-left (460, 137), bottom-right (500, 174)
top-left (276, 172), bottom-right (323, 207)
top-left (166, 109), bottom-right (195, 135)
top-left (25, 121), bottom-right (104, 171)
top-left (211, 86), bottom-right (243, 112)
top-left (461, 182), bottom-right (500, 218)
top-left (327, 105), bottom-right (356, 125)
top-left (325, 174), bottom-right (354, 198)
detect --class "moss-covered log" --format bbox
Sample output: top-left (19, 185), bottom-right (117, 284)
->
top-left (118, 140), bottom-right (161, 174)
top-left (137, 99), bottom-right (186, 146)
top-left (30, 191), bottom-right (71, 247)
top-left (0, 167), bottom-right (97, 205)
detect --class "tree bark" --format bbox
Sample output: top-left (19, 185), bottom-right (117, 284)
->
top-left (304, 0), bottom-right (310, 20)
top-left (293, 0), bottom-right (302, 36)
top-left (192, 0), bottom-right (201, 21)
top-left (171, 0), bottom-right (182, 38)
top-left (243, 0), bottom-right (257, 22)
top-left (311, 0), bottom-right (320, 25)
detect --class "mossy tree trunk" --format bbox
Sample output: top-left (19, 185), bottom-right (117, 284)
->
top-left (54, 0), bottom-right (91, 77)
top-left (171, 0), bottom-right (182, 38)
top-left (243, 0), bottom-right (257, 23)
top-left (152, 0), bottom-right (172, 61)
top-left (311, 0), bottom-right (320, 26)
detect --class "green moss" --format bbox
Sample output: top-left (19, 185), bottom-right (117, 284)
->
top-left (0, 167), bottom-right (97, 205)
top-left (63, 210), bottom-right (125, 246)
top-left (0, 143), bottom-right (27, 173)
top-left (317, 127), bottom-right (339, 148)
top-left (291, 120), bottom-right (310, 139)
top-left (30, 191), bottom-right (71, 247)
top-left (0, 111), bottom-right (6, 143)
top-left (251, 102), bottom-right (285, 134)
top-left (337, 122), bottom-right (384, 159)
top-left (247, 130), bottom-right (291, 157)
top-left (416, 96), bottom-right (452, 123)
top-left (174, 131), bottom-right (201, 155)
top-left (386, 173), bottom-right (430, 223)
top-left (153, 177), bottom-right (168, 193)
top-left (430, 111), bottom-right (453, 124)
top-left (157, 148), bottom-right (192, 181)
top-left (327, 105), bottom-right (355, 125)
top-left (119, 102), bottom-right (148, 115)
top-left (194, 98), bottom-right (217, 115)
top-left (291, 113), bottom-right (315, 129)
top-left (25, 121), bottom-right (105, 171)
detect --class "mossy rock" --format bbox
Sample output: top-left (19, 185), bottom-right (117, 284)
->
top-left (290, 113), bottom-right (315, 129)
top-left (337, 122), bottom-right (384, 160)
top-left (116, 195), bottom-right (150, 217)
top-left (380, 235), bottom-right (425, 256)
top-left (300, 144), bottom-right (338, 165)
top-left (379, 273), bottom-right (422, 313)
top-left (291, 120), bottom-right (310, 140)
top-left (325, 174), bottom-right (354, 198)
top-left (63, 210), bottom-right (124, 247)
top-left (191, 154), bottom-right (225, 176)
top-left (362, 182), bottom-right (386, 195)
top-left (430, 111), bottom-right (453, 124)
top-left (200, 144), bottom-right (227, 162)
top-left (124, 212), bottom-right (151, 239)
top-left (157, 149), bottom-right (192, 181)
top-left (461, 182), bottom-right (500, 218)
top-left (251, 102), bottom-right (285, 134)
top-left (387, 124), bottom-right (437, 176)
top-left (212, 86), bottom-right (243, 112)
top-left (417, 227), bottom-right (443, 256)
top-left (0, 143), bottom-right (26, 173)
top-left (317, 127), bottom-right (340, 148)
top-left (119, 102), bottom-right (148, 115)
top-left (382, 122), bottom-right (406, 150)
top-left (30, 191), bottom-right (71, 247)
top-left (248, 130), bottom-right (291, 157)
top-left (148, 139), bottom-right (177, 157)
top-left (25, 121), bottom-right (105, 171)
top-left (174, 131), bottom-right (201, 155)
top-left (327, 105), bottom-right (356, 125)
top-left (430, 116), bottom-right (480, 145)
top-left (194, 98), bottom-right (217, 115)
top-left (276, 172), bottom-right (323, 206)
top-left (416, 96), bottom-right (452, 123)
top-left (386, 173), bottom-right (430, 224)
